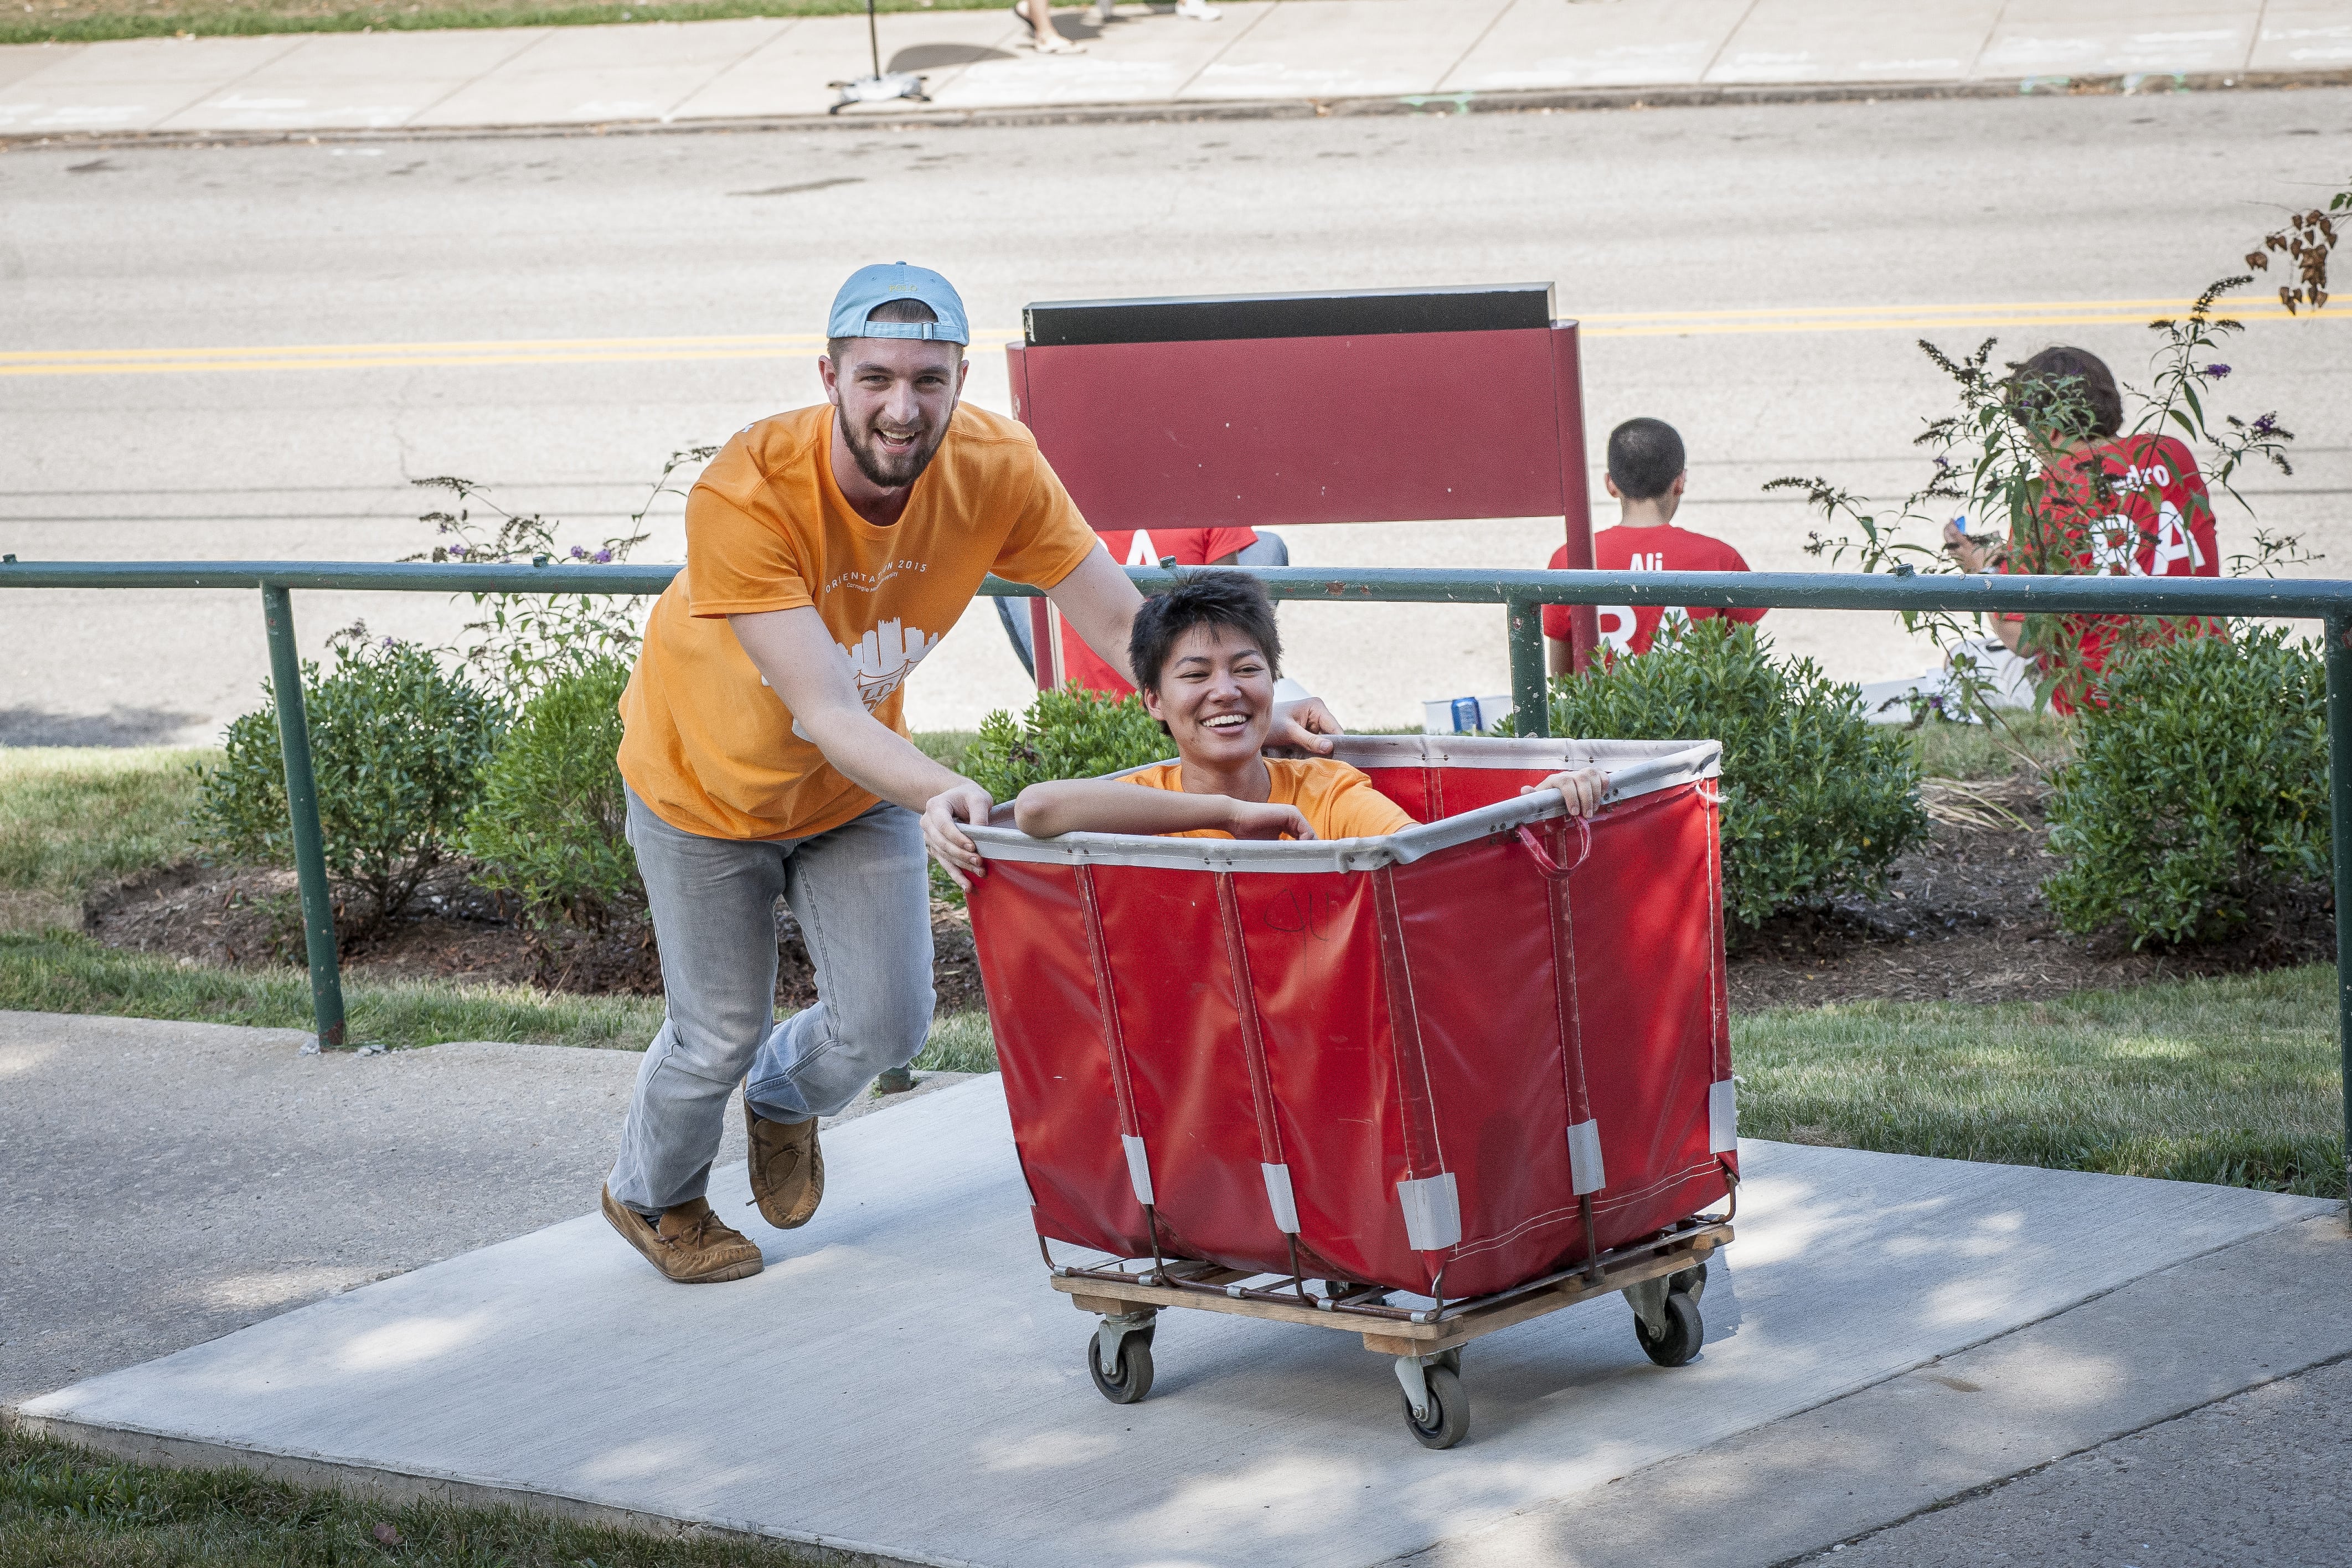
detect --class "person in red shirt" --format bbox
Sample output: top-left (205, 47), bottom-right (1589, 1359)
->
top-left (1943, 347), bottom-right (2222, 714)
top-left (1052, 525), bottom-right (1258, 694)
top-left (1543, 417), bottom-right (1765, 673)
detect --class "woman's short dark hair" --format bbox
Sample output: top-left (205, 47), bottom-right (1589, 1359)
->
top-left (2009, 347), bottom-right (2123, 440)
top-left (1128, 570), bottom-right (1282, 695)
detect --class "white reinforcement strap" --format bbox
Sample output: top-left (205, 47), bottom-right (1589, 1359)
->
top-left (1261, 1162), bottom-right (1300, 1234)
top-left (1710, 1078), bottom-right (1738, 1153)
top-left (1122, 1134), bottom-right (1156, 1206)
top-left (1396, 1172), bottom-right (1462, 1252)
top-left (1565, 1118), bottom-right (1606, 1195)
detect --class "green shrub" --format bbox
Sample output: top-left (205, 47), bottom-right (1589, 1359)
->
top-left (2044, 626), bottom-right (2328, 946)
top-left (463, 658), bottom-right (638, 930)
top-left (962, 688), bottom-right (1173, 802)
top-left (193, 631), bottom-right (507, 929)
top-left (1536, 620), bottom-right (1928, 929)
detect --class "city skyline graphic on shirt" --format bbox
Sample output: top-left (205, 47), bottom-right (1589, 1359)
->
top-left (842, 618), bottom-right (942, 709)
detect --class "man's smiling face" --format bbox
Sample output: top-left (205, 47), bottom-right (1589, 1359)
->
top-left (820, 336), bottom-right (967, 490)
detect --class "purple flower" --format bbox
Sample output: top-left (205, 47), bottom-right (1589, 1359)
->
top-left (568, 544), bottom-right (588, 559)
top-left (2252, 413), bottom-right (2278, 437)
top-left (2199, 363), bottom-right (2232, 379)
top-left (592, 548), bottom-right (613, 564)
top-left (449, 544), bottom-right (469, 559)
top-left (381, 636), bottom-right (398, 649)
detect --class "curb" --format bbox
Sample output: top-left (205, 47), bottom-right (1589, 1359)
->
top-left (4, 65), bottom-right (2348, 152)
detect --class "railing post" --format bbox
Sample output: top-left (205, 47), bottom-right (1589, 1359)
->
top-left (2330, 615), bottom-right (2352, 1228)
top-left (262, 585), bottom-right (347, 1051)
top-left (1507, 596), bottom-right (1550, 738)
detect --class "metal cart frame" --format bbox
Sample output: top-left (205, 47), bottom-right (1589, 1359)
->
top-left (1046, 1189), bottom-right (1736, 1450)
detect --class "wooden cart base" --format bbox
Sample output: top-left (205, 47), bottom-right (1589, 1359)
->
top-left (1046, 1213), bottom-right (1734, 1449)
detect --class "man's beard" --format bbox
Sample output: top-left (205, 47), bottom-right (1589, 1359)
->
top-left (840, 406), bottom-right (950, 489)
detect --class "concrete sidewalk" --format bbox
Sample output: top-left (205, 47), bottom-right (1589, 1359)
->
top-left (2, 0), bottom-right (2347, 140)
top-left (17, 1067), bottom-right (2345, 1568)
top-left (0, 1008), bottom-right (971, 1407)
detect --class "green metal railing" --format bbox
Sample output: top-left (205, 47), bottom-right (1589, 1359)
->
top-left (7, 557), bottom-right (2350, 1205)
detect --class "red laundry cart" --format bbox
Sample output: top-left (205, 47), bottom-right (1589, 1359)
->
top-left (964, 736), bottom-right (1739, 1449)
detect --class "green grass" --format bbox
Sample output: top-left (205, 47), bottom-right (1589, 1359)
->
top-left (0, 747), bottom-right (210, 933)
top-left (2, 0), bottom-right (1005, 47)
top-left (1, 928), bottom-right (996, 1066)
top-left (912, 1005), bottom-right (995, 1072)
top-left (0, 929), bottom-right (667, 1047)
top-left (7, 932), bottom-right (2333, 1199)
top-left (1737, 964), bottom-right (2344, 1196)
top-left (1905, 709), bottom-right (2071, 780)
top-left (0, 1422), bottom-right (821, 1567)
top-left (851, 968), bottom-right (2352, 1199)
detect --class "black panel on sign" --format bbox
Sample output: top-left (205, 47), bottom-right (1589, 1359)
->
top-left (1023, 283), bottom-right (1557, 347)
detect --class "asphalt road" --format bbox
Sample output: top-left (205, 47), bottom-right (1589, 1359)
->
top-left (2, 87), bottom-right (2348, 741)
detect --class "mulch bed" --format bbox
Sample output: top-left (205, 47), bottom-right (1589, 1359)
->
top-left (84, 772), bottom-right (2329, 1017)
top-left (1726, 773), bottom-right (2333, 1010)
top-left (84, 860), bottom-right (986, 1017)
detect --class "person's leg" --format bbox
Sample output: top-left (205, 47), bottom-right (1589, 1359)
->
top-left (1013, 0), bottom-right (1080, 51)
top-left (745, 802), bottom-right (936, 1122)
top-left (607, 788), bottom-right (791, 1215)
top-left (1234, 529), bottom-right (1288, 567)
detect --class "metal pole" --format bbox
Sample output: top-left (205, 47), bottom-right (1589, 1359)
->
top-left (1507, 596), bottom-right (1551, 739)
top-left (2330, 614), bottom-right (2352, 1227)
top-left (262, 585), bottom-right (347, 1051)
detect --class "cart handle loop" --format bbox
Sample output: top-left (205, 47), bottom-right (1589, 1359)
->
top-left (1514, 816), bottom-right (1592, 880)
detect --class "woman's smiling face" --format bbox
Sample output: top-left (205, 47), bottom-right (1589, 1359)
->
top-left (1141, 622), bottom-right (1276, 768)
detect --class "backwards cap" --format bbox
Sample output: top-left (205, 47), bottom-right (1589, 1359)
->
top-left (827, 262), bottom-right (970, 346)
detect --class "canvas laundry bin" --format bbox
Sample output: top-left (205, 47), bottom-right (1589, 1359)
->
top-left (964, 735), bottom-right (1735, 1303)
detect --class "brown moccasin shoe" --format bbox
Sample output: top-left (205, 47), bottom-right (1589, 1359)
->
top-left (601, 1187), bottom-right (763, 1284)
top-left (746, 1101), bottom-right (824, 1230)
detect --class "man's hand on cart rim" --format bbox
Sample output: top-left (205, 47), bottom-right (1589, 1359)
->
top-left (922, 780), bottom-right (995, 890)
top-left (1269, 695), bottom-right (1342, 756)
top-left (1526, 767), bottom-right (1608, 818)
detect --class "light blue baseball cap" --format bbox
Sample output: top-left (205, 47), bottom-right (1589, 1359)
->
top-left (827, 262), bottom-right (970, 346)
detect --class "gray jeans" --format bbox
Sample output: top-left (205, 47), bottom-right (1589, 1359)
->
top-left (606, 786), bottom-right (935, 1216)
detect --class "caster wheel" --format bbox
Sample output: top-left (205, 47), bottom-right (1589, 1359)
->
top-left (1668, 1262), bottom-right (1706, 1299)
top-left (1435, 1347), bottom-right (1462, 1376)
top-left (1401, 1364), bottom-right (1469, 1450)
top-left (1636, 1288), bottom-right (1703, 1368)
top-left (1088, 1328), bottom-right (1154, 1404)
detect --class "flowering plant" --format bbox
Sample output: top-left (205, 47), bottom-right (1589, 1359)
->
top-left (404, 445), bottom-right (716, 695)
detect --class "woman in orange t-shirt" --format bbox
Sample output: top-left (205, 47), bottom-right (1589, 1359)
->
top-left (1014, 573), bottom-right (1607, 842)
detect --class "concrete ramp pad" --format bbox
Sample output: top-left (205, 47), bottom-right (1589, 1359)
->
top-left (20, 1077), bottom-right (2329, 1568)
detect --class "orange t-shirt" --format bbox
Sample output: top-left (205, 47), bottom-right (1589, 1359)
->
top-left (1122, 758), bottom-right (1417, 841)
top-left (619, 403), bottom-right (1099, 841)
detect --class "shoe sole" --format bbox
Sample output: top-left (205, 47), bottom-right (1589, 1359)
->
top-left (600, 1188), bottom-right (764, 1284)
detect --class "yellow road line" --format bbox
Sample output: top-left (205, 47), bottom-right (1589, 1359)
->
top-left (0, 301), bottom-right (2331, 376)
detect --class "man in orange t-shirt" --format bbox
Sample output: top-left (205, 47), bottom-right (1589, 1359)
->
top-left (1542, 418), bottom-right (1766, 671)
top-left (601, 264), bottom-right (1341, 1286)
